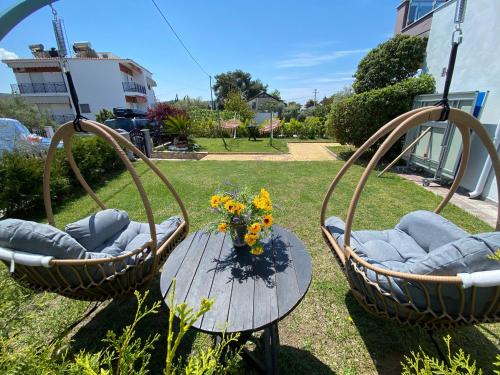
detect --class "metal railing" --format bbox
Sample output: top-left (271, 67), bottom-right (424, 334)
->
top-left (11, 82), bottom-right (67, 94)
top-left (122, 81), bottom-right (147, 94)
top-left (49, 114), bottom-right (75, 124)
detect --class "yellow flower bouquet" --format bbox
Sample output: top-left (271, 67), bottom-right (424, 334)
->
top-left (209, 186), bottom-right (273, 255)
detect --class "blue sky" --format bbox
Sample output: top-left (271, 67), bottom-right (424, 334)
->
top-left (0, 0), bottom-right (399, 103)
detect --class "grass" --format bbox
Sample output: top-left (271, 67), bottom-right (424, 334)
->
top-left (195, 137), bottom-right (288, 153)
top-left (1, 160), bottom-right (498, 374)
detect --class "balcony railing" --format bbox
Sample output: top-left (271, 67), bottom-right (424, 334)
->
top-left (11, 82), bottom-right (67, 94)
top-left (122, 81), bottom-right (147, 95)
top-left (49, 114), bottom-right (75, 124)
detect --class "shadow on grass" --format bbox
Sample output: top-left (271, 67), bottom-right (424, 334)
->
top-left (278, 345), bottom-right (335, 374)
top-left (70, 274), bottom-right (198, 373)
top-left (344, 292), bottom-right (499, 374)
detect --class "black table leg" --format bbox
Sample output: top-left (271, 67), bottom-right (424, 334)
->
top-left (264, 323), bottom-right (280, 375)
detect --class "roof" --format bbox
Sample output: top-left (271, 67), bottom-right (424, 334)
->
top-left (246, 91), bottom-right (284, 103)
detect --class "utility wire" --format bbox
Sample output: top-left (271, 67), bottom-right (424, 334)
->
top-left (150, 0), bottom-right (211, 78)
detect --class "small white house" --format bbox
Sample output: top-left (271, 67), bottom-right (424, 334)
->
top-left (2, 42), bottom-right (157, 123)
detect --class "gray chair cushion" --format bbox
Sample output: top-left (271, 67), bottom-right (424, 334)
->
top-left (325, 211), bottom-right (500, 314)
top-left (0, 219), bottom-right (86, 259)
top-left (65, 209), bottom-right (130, 251)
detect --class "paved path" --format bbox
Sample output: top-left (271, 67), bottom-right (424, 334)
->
top-left (400, 173), bottom-right (497, 228)
top-left (201, 142), bottom-right (340, 161)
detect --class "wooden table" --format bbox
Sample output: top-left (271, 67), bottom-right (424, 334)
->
top-left (160, 225), bottom-right (312, 374)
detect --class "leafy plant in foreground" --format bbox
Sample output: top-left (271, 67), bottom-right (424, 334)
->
top-left (401, 334), bottom-right (500, 375)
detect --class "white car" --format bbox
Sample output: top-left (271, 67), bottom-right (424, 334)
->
top-left (0, 118), bottom-right (60, 155)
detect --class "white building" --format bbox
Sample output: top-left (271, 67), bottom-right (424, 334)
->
top-left (2, 42), bottom-right (157, 123)
top-left (423, 0), bottom-right (500, 202)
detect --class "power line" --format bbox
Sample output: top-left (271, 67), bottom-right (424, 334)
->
top-left (150, 0), bottom-right (211, 78)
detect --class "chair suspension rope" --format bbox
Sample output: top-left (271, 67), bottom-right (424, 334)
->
top-left (435, 0), bottom-right (466, 121)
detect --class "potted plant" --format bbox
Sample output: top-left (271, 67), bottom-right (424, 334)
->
top-left (164, 114), bottom-right (192, 149)
top-left (210, 186), bottom-right (274, 255)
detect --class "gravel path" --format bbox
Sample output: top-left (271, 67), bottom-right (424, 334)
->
top-left (200, 142), bottom-right (340, 161)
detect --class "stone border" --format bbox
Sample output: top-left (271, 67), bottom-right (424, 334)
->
top-left (151, 151), bottom-right (208, 160)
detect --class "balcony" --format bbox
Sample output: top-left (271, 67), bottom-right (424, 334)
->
top-left (122, 81), bottom-right (147, 95)
top-left (11, 82), bottom-right (67, 94)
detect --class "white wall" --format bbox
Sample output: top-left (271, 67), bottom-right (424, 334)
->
top-left (68, 59), bottom-right (126, 120)
top-left (425, 0), bottom-right (500, 202)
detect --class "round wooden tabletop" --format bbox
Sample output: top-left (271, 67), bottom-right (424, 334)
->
top-left (160, 225), bottom-right (312, 334)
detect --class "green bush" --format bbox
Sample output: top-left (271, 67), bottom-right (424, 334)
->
top-left (282, 117), bottom-right (325, 139)
top-left (0, 96), bottom-right (55, 131)
top-left (0, 136), bottom-right (124, 218)
top-left (327, 75), bottom-right (435, 147)
top-left (188, 108), bottom-right (234, 138)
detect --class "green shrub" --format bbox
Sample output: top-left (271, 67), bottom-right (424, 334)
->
top-left (327, 75), bottom-right (435, 147)
top-left (0, 136), bottom-right (124, 218)
top-left (401, 335), bottom-right (500, 375)
top-left (95, 108), bottom-right (114, 124)
top-left (188, 108), bottom-right (234, 138)
top-left (282, 117), bottom-right (325, 139)
top-left (0, 96), bottom-right (54, 131)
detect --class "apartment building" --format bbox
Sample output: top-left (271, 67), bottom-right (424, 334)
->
top-left (2, 42), bottom-right (157, 123)
top-left (394, 0), bottom-right (450, 37)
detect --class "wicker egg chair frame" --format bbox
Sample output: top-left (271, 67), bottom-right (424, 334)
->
top-left (10, 119), bottom-right (189, 301)
top-left (320, 107), bottom-right (500, 329)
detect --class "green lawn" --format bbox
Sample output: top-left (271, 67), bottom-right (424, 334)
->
top-left (1, 160), bottom-right (498, 374)
top-left (195, 137), bottom-right (288, 153)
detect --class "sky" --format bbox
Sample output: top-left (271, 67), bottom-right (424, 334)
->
top-left (0, 0), bottom-right (399, 104)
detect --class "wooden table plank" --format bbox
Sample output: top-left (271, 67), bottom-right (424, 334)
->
top-left (172, 231), bottom-right (211, 305)
top-left (159, 232), bottom-right (197, 299)
top-left (227, 248), bottom-right (256, 332)
top-left (198, 234), bottom-right (235, 332)
top-left (272, 228), bottom-right (301, 318)
top-left (184, 232), bottom-right (225, 312)
top-left (252, 233), bottom-right (279, 330)
top-left (282, 228), bottom-right (312, 295)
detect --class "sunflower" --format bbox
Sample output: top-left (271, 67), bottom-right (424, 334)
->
top-left (217, 222), bottom-right (228, 232)
top-left (248, 222), bottom-right (262, 235)
top-left (244, 233), bottom-right (258, 246)
top-left (250, 246), bottom-right (264, 256)
top-left (234, 202), bottom-right (246, 215)
top-left (224, 200), bottom-right (236, 213)
top-left (210, 195), bottom-right (221, 208)
top-left (259, 188), bottom-right (270, 199)
top-left (221, 195), bottom-right (231, 204)
top-left (262, 214), bottom-right (273, 227)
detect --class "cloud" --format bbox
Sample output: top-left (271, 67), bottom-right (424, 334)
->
top-left (276, 49), bottom-right (368, 68)
top-left (0, 48), bottom-right (19, 60)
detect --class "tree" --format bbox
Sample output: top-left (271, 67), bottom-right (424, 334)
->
top-left (304, 99), bottom-right (315, 108)
top-left (353, 34), bottom-right (428, 93)
top-left (0, 96), bottom-right (54, 130)
top-left (224, 91), bottom-right (254, 121)
top-left (171, 96), bottom-right (210, 111)
top-left (95, 108), bottom-right (114, 123)
top-left (282, 102), bottom-right (301, 122)
top-left (269, 89), bottom-right (281, 100)
top-left (212, 70), bottom-right (267, 106)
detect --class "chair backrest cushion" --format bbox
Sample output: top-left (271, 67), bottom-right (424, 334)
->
top-left (65, 209), bottom-right (130, 251)
top-left (396, 210), bottom-right (469, 252)
top-left (0, 219), bottom-right (87, 259)
top-left (409, 232), bottom-right (500, 276)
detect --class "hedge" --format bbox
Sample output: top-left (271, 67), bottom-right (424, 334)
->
top-left (0, 136), bottom-right (124, 218)
top-left (282, 117), bottom-right (327, 139)
top-left (327, 75), bottom-right (435, 147)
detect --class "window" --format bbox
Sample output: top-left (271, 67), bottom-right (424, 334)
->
top-left (407, 0), bottom-right (446, 25)
top-left (79, 103), bottom-right (91, 113)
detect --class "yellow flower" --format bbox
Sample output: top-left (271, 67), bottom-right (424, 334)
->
top-left (259, 188), bottom-right (270, 199)
top-left (234, 202), bottom-right (246, 215)
top-left (224, 200), bottom-right (236, 213)
top-left (221, 195), bottom-right (231, 204)
top-left (218, 222), bottom-right (228, 232)
top-left (250, 246), bottom-right (264, 256)
top-left (253, 196), bottom-right (270, 211)
top-left (210, 195), bottom-right (221, 208)
top-left (262, 214), bottom-right (273, 227)
top-left (244, 233), bottom-right (258, 246)
top-left (248, 222), bottom-right (262, 235)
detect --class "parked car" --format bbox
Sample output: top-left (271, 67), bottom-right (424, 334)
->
top-left (0, 118), bottom-right (60, 155)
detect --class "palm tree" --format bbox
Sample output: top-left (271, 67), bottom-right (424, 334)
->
top-left (163, 114), bottom-right (192, 147)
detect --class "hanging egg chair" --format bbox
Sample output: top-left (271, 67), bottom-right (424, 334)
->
top-left (320, 107), bottom-right (500, 329)
top-left (0, 120), bottom-right (189, 301)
